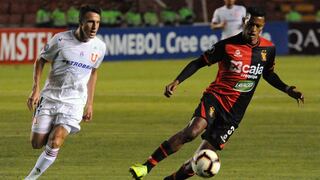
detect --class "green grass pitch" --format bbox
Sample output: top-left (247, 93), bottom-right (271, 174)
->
top-left (0, 56), bottom-right (319, 179)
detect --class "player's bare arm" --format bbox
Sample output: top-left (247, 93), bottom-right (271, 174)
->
top-left (164, 57), bottom-right (207, 98)
top-left (83, 68), bottom-right (98, 121)
top-left (27, 58), bottom-right (47, 111)
top-left (211, 21), bottom-right (226, 30)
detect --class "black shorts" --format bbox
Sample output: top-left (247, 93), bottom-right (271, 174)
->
top-left (193, 93), bottom-right (238, 151)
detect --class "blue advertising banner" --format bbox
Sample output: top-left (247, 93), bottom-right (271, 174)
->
top-left (97, 22), bottom-right (288, 61)
top-left (262, 21), bottom-right (289, 55)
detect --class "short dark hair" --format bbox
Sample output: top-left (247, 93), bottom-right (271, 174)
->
top-left (246, 6), bottom-right (266, 18)
top-left (79, 5), bottom-right (101, 23)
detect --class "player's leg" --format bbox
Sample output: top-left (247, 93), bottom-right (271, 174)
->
top-left (166, 116), bottom-right (237, 180)
top-left (164, 140), bottom-right (216, 180)
top-left (163, 159), bottom-right (194, 180)
top-left (129, 116), bottom-right (207, 179)
top-left (141, 96), bottom-right (214, 174)
top-left (29, 98), bottom-right (50, 149)
top-left (25, 124), bottom-right (70, 180)
top-left (25, 114), bottom-right (54, 179)
top-left (30, 132), bottom-right (49, 149)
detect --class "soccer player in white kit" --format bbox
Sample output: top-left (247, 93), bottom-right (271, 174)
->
top-left (25, 5), bottom-right (106, 179)
top-left (211, 0), bottom-right (246, 40)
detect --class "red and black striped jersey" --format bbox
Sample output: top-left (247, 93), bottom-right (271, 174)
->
top-left (202, 33), bottom-right (275, 123)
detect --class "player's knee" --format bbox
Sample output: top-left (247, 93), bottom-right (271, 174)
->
top-left (48, 138), bottom-right (63, 149)
top-left (48, 127), bottom-right (68, 148)
top-left (31, 140), bottom-right (45, 149)
top-left (181, 117), bottom-right (206, 143)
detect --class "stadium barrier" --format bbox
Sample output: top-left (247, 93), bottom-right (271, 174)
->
top-left (0, 22), bottom-right (289, 64)
top-left (99, 22), bottom-right (289, 61)
top-left (0, 28), bottom-right (66, 64)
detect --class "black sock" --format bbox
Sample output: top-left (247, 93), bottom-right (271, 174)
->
top-left (144, 140), bottom-right (174, 172)
top-left (164, 162), bottom-right (194, 180)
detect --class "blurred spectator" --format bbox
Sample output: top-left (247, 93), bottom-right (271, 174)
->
top-left (36, 0), bottom-right (52, 27)
top-left (103, 10), bottom-right (123, 27)
top-left (211, 0), bottom-right (246, 40)
top-left (178, 7), bottom-right (195, 25)
top-left (125, 6), bottom-right (142, 27)
top-left (143, 11), bottom-right (159, 26)
top-left (140, 1), bottom-right (160, 27)
top-left (51, 2), bottom-right (67, 28)
top-left (66, 0), bottom-right (80, 28)
top-left (316, 10), bottom-right (320, 22)
top-left (161, 8), bottom-right (177, 26)
top-left (101, 1), bottom-right (123, 27)
top-left (285, 6), bottom-right (302, 22)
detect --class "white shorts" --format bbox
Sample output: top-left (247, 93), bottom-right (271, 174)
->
top-left (32, 97), bottom-right (85, 134)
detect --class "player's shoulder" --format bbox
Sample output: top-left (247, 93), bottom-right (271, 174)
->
top-left (93, 36), bottom-right (105, 45)
top-left (259, 36), bottom-right (274, 47)
top-left (215, 6), bottom-right (226, 13)
top-left (220, 33), bottom-right (243, 45)
top-left (50, 30), bottom-right (74, 43)
top-left (54, 30), bottom-right (73, 39)
top-left (234, 5), bottom-right (246, 10)
top-left (209, 34), bottom-right (240, 53)
top-left (92, 36), bottom-right (106, 51)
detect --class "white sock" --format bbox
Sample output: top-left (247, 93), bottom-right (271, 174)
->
top-left (25, 145), bottom-right (59, 180)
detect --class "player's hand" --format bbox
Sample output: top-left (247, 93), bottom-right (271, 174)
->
top-left (286, 86), bottom-right (304, 105)
top-left (83, 105), bottom-right (93, 122)
top-left (27, 90), bottom-right (40, 111)
top-left (164, 80), bottom-right (179, 98)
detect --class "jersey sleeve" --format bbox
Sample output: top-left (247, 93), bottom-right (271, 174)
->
top-left (263, 46), bottom-right (276, 75)
top-left (40, 34), bottom-right (60, 62)
top-left (211, 9), bottom-right (220, 23)
top-left (262, 46), bottom-right (288, 92)
top-left (92, 42), bottom-right (106, 69)
top-left (202, 41), bottom-right (225, 66)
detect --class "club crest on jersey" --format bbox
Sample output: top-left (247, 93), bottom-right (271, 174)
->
top-left (90, 53), bottom-right (99, 63)
top-left (209, 106), bottom-right (215, 118)
top-left (234, 49), bottom-right (242, 57)
top-left (261, 50), bottom-right (267, 61)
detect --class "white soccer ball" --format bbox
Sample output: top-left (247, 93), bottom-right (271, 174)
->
top-left (191, 149), bottom-right (221, 178)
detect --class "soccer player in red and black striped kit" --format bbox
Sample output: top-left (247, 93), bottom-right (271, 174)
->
top-left (130, 7), bottom-right (304, 180)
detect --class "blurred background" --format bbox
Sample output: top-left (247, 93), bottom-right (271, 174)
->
top-left (0, 0), bottom-right (319, 27)
top-left (1, 0), bottom-right (320, 63)
top-left (0, 0), bottom-right (319, 179)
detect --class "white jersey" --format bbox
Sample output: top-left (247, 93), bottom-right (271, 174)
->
top-left (212, 5), bottom-right (246, 40)
top-left (40, 30), bottom-right (106, 105)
